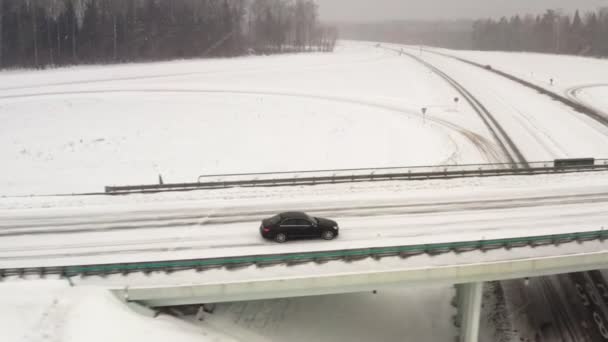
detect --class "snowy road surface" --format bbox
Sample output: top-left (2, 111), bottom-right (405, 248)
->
top-left (435, 47), bottom-right (608, 99)
top-left (404, 45), bottom-right (608, 342)
top-left (395, 45), bottom-right (608, 161)
top-left (567, 83), bottom-right (608, 118)
top-left (1, 170), bottom-right (607, 269)
top-left (428, 46), bottom-right (608, 136)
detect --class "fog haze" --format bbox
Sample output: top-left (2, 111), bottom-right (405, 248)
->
top-left (317, 0), bottom-right (606, 22)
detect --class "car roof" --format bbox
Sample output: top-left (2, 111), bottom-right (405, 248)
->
top-left (280, 211), bottom-right (309, 219)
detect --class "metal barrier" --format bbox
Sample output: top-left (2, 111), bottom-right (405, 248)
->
top-left (554, 158), bottom-right (595, 168)
top-left (2, 228), bottom-right (607, 278)
top-left (105, 159), bottom-right (608, 194)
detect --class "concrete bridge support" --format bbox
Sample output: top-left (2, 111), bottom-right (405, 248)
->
top-left (457, 282), bottom-right (484, 342)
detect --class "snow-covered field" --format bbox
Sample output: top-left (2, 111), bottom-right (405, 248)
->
top-left (434, 47), bottom-right (608, 116)
top-left (0, 42), bottom-right (499, 196)
top-left (1, 280), bottom-right (239, 342)
top-left (3, 41), bottom-right (608, 342)
top-left (6, 42), bottom-right (607, 197)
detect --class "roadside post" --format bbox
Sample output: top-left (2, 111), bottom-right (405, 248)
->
top-left (421, 107), bottom-right (428, 124)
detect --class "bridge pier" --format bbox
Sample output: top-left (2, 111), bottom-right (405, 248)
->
top-left (456, 282), bottom-right (483, 342)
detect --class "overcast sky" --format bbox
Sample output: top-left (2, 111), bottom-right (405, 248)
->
top-left (317, 0), bottom-right (607, 22)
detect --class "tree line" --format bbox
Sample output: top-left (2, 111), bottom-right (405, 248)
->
top-left (473, 8), bottom-right (608, 56)
top-left (0, 0), bottom-right (337, 69)
top-left (338, 20), bottom-right (473, 50)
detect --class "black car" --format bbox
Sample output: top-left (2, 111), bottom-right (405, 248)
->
top-left (260, 211), bottom-right (339, 243)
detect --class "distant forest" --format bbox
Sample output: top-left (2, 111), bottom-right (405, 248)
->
top-left (0, 0), bottom-right (338, 69)
top-left (337, 20), bottom-right (473, 50)
top-left (473, 8), bottom-right (608, 56)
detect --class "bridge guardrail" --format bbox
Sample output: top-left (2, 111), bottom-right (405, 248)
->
top-left (2, 228), bottom-right (607, 279)
top-left (105, 159), bottom-right (608, 194)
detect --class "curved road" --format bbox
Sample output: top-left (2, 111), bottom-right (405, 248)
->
top-left (404, 45), bottom-right (608, 342)
top-left (566, 83), bottom-right (608, 119)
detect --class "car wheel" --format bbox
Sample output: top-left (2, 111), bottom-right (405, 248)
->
top-left (274, 233), bottom-right (287, 243)
top-left (322, 230), bottom-right (335, 240)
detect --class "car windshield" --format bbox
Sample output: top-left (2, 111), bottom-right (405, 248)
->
top-left (268, 214), bottom-right (282, 225)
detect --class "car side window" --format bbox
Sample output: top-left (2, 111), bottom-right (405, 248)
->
top-left (296, 219), bottom-right (312, 226)
top-left (281, 219), bottom-right (297, 226)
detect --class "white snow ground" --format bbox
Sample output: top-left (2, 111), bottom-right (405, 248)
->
top-left (0, 41), bottom-right (495, 196)
top-left (431, 47), bottom-right (608, 117)
top-left (0, 280), bottom-right (236, 342)
top-left (0, 41), bottom-right (490, 342)
top-left (3, 41), bottom-right (608, 342)
top-left (0, 279), bottom-right (456, 342)
top-left (198, 285), bottom-right (456, 342)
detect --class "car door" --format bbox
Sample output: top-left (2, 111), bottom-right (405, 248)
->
top-left (295, 219), bottom-right (317, 237)
top-left (279, 218), bottom-right (299, 237)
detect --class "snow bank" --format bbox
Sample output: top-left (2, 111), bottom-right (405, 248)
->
top-left (0, 279), bottom-right (456, 342)
top-left (0, 280), bottom-right (233, 342)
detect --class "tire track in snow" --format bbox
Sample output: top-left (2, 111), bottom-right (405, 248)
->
top-left (566, 84), bottom-right (608, 119)
top-left (476, 83), bottom-right (568, 159)
top-left (538, 276), bottom-right (588, 342)
top-left (3, 190), bottom-right (607, 230)
top-left (386, 47), bottom-right (528, 166)
top-left (423, 48), bottom-right (608, 129)
top-left (391, 46), bottom-right (608, 340)
top-left (0, 87), bottom-right (502, 164)
top-left (1, 205), bottom-right (605, 264)
top-left (0, 53), bottom-right (393, 92)
top-left (1, 191), bottom-right (607, 239)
